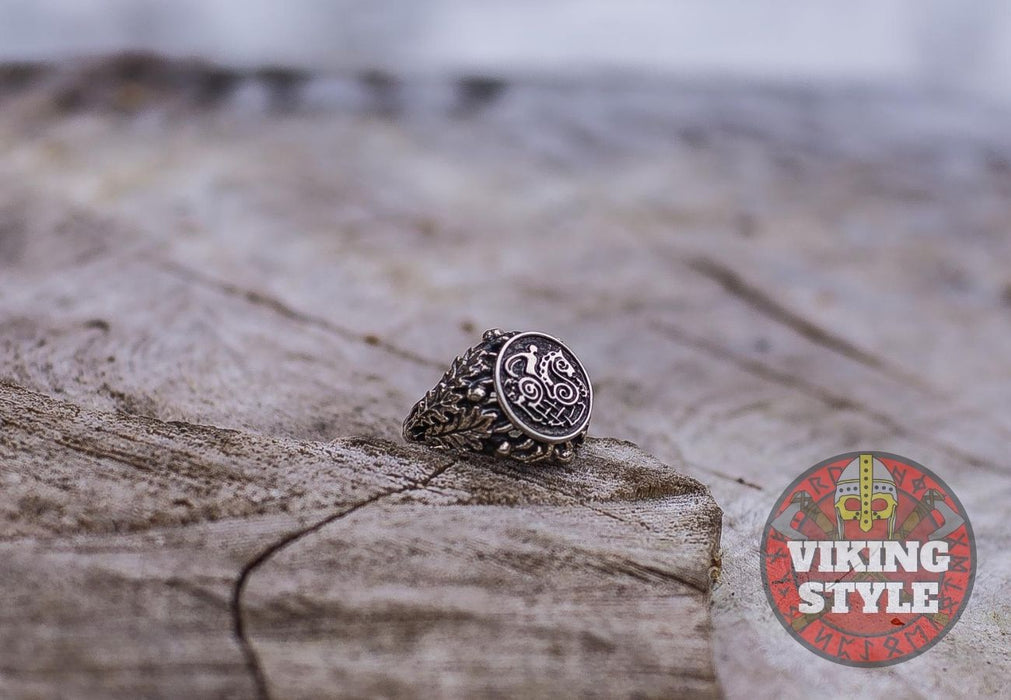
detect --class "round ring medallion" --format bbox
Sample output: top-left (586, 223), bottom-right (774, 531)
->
top-left (493, 332), bottom-right (592, 443)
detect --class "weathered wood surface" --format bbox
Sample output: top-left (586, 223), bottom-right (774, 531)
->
top-left (1, 56), bottom-right (1009, 698)
top-left (1, 382), bottom-right (718, 698)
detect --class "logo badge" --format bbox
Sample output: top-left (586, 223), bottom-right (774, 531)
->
top-left (761, 451), bottom-right (975, 666)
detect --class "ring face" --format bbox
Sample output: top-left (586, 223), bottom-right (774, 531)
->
top-left (494, 332), bottom-right (592, 444)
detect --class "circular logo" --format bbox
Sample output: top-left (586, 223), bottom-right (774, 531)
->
top-left (493, 332), bottom-right (592, 443)
top-left (761, 451), bottom-right (975, 666)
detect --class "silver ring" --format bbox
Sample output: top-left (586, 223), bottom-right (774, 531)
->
top-left (403, 329), bottom-right (592, 464)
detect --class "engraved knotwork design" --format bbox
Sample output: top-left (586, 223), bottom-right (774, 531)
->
top-left (495, 333), bottom-right (591, 442)
top-left (500, 343), bottom-right (589, 434)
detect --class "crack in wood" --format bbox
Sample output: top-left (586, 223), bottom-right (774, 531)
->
top-left (157, 259), bottom-right (443, 370)
top-left (230, 459), bottom-right (456, 700)
top-left (652, 320), bottom-right (1008, 476)
top-left (587, 552), bottom-right (710, 594)
top-left (686, 256), bottom-right (940, 395)
top-left (484, 463), bottom-right (718, 593)
top-left (0, 662), bottom-right (247, 674)
top-left (699, 467), bottom-right (764, 491)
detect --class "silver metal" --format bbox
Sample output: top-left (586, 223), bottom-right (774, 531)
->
top-left (403, 329), bottom-right (592, 464)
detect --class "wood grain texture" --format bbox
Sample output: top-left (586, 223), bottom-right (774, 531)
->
top-left (1, 56), bottom-right (1009, 698)
top-left (1, 382), bottom-right (721, 698)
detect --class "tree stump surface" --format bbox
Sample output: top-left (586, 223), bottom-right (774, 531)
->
top-left (0, 56), bottom-right (1008, 698)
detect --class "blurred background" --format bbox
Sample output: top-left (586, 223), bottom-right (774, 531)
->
top-left (2, 2), bottom-right (1009, 699)
top-left (1, 0), bottom-right (1010, 103)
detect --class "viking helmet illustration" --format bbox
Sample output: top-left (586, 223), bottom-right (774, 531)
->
top-left (834, 454), bottom-right (898, 538)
